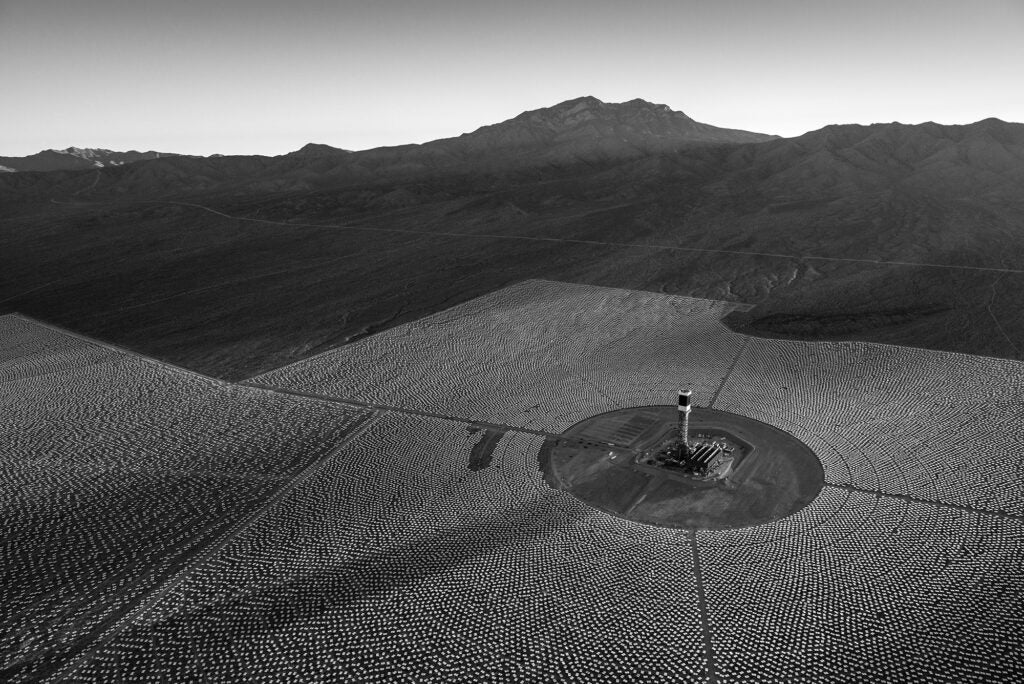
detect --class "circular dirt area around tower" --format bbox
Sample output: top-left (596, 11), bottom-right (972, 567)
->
top-left (538, 406), bottom-right (825, 530)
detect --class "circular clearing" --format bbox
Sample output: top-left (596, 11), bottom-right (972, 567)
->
top-left (538, 406), bottom-right (824, 529)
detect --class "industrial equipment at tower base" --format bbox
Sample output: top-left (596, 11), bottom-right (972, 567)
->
top-left (637, 390), bottom-right (735, 479)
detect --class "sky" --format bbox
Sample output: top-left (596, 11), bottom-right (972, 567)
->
top-left (2, 0), bottom-right (1023, 156)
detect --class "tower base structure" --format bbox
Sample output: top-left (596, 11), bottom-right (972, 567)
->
top-left (643, 428), bottom-right (734, 480)
top-left (538, 405), bottom-right (824, 529)
top-left (665, 389), bottom-right (732, 478)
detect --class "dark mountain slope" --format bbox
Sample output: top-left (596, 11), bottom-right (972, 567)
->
top-left (732, 119), bottom-right (1024, 198)
top-left (1, 110), bottom-right (1022, 377)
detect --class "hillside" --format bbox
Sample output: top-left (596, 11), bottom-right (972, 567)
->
top-left (0, 101), bottom-right (1022, 378)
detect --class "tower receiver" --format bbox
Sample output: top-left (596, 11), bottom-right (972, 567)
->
top-left (678, 389), bottom-right (692, 451)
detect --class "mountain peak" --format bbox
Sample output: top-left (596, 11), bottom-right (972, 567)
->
top-left (446, 97), bottom-right (775, 162)
top-left (555, 95), bottom-right (604, 108)
top-left (519, 96), bottom-right (695, 125)
top-left (285, 143), bottom-right (350, 157)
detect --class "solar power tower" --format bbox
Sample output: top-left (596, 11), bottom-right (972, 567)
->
top-left (678, 389), bottom-right (692, 451)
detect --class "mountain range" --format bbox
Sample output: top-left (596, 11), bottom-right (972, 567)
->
top-left (0, 97), bottom-right (773, 179)
top-left (1, 97), bottom-right (1022, 378)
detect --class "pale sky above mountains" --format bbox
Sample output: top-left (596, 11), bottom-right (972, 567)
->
top-left (2, 0), bottom-right (1022, 156)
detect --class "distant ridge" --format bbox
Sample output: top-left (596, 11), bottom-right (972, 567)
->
top-left (285, 143), bottom-right (351, 157)
top-left (7, 104), bottom-right (1024, 176)
top-left (3, 102), bottom-right (1022, 203)
top-left (0, 147), bottom-right (182, 173)
top-left (734, 117), bottom-right (1024, 198)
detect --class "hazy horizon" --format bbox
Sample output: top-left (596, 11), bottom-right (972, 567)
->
top-left (3, 0), bottom-right (1022, 157)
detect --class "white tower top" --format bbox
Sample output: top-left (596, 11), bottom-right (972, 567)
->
top-left (678, 389), bottom-right (692, 411)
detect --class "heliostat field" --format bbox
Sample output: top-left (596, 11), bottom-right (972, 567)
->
top-left (0, 315), bottom-right (370, 682)
top-left (250, 279), bottom-right (1024, 681)
top-left (4, 280), bottom-right (1023, 682)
